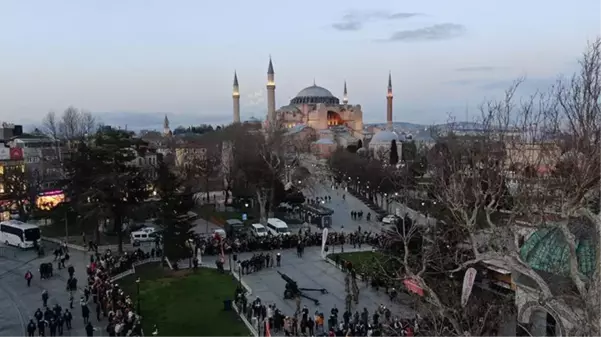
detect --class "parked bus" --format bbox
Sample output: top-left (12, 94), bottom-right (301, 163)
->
top-left (0, 220), bottom-right (41, 249)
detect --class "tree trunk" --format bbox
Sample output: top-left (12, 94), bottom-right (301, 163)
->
top-left (256, 190), bottom-right (267, 225)
top-left (113, 214), bottom-right (123, 254)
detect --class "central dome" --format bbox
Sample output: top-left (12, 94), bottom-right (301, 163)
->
top-left (290, 85), bottom-right (340, 105)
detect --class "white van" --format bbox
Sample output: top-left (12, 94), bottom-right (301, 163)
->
top-left (250, 223), bottom-right (268, 237)
top-left (130, 230), bottom-right (154, 245)
top-left (266, 218), bottom-right (290, 236)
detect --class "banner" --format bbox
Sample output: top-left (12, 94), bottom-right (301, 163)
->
top-left (321, 228), bottom-right (329, 259)
top-left (403, 278), bottom-right (424, 296)
top-left (461, 267), bottom-right (477, 307)
top-left (0, 148), bottom-right (9, 160)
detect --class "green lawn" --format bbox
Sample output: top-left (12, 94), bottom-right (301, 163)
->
top-left (119, 264), bottom-right (249, 336)
top-left (328, 251), bottom-right (389, 275)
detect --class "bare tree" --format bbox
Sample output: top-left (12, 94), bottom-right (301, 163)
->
top-left (42, 111), bottom-right (60, 140)
top-left (424, 40), bottom-right (601, 336)
top-left (41, 107), bottom-right (97, 140)
top-left (60, 106), bottom-right (82, 139)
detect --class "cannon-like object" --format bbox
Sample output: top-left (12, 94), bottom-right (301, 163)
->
top-left (277, 271), bottom-right (328, 305)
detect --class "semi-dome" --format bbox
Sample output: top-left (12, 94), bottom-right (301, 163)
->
top-left (370, 130), bottom-right (399, 144)
top-left (290, 85), bottom-right (340, 105)
top-left (520, 222), bottom-right (597, 278)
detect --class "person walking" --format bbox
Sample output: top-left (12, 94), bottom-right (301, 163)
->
top-left (41, 290), bottom-right (49, 307)
top-left (25, 270), bottom-right (33, 287)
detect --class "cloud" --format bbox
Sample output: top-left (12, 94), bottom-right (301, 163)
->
top-left (245, 89), bottom-right (265, 107)
top-left (382, 23), bottom-right (466, 42)
top-left (443, 79), bottom-right (483, 86)
top-left (455, 66), bottom-right (504, 72)
top-left (332, 11), bottom-right (421, 31)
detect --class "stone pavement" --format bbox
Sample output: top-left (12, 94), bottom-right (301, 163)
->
top-left (0, 243), bottom-right (93, 336)
top-left (201, 246), bottom-right (416, 320)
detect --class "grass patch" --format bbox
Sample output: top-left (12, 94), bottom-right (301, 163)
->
top-left (328, 251), bottom-right (388, 275)
top-left (119, 264), bottom-right (249, 336)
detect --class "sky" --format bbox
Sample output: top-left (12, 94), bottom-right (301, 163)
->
top-left (0, 0), bottom-right (599, 130)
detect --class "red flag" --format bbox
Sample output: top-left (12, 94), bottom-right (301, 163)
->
top-left (265, 319), bottom-right (271, 337)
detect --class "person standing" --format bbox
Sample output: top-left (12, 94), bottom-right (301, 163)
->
top-left (27, 319), bottom-right (36, 337)
top-left (85, 322), bottom-right (95, 336)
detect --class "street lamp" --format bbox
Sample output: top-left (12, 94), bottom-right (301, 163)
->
top-left (136, 278), bottom-right (141, 314)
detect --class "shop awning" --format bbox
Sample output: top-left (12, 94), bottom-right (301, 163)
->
top-left (483, 259), bottom-right (511, 275)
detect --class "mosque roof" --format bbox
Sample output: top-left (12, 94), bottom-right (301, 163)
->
top-left (290, 85), bottom-right (340, 105)
top-left (520, 221), bottom-right (598, 278)
top-left (314, 138), bottom-right (336, 145)
top-left (370, 130), bottom-right (399, 144)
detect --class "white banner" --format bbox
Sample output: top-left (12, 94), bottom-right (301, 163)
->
top-left (321, 228), bottom-right (329, 259)
top-left (461, 267), bottom-right (477, 307)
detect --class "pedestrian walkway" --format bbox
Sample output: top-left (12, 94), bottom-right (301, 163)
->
top-left (304, 183), bottom-right (385, 233)
top-left (0, 246), bottom-right (92, 336)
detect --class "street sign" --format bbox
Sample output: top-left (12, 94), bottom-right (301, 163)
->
top-left (242, 213), bottom-right (247, 221)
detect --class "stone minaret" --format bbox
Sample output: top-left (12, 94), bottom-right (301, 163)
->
top-left (163, 114), bottom-right (171, 136)
top-left (342, 81), bottom-right (348, 104)
top-left (232, 71), bottom-right (241, 123)
top-left (386, 72), bottom-right (393, 130)
top-left (266, 57), bottom-right (276, 125)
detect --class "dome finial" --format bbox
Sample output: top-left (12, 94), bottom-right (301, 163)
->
top-left (313, 78), bottom-right (316, 86)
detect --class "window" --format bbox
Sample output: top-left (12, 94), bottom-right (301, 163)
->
top-left (0, 224), bottom-right (24, 241)
top-left (24, 228), bottom-right (40, 242)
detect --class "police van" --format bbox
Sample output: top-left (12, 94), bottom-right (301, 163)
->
top-left (266, 218), bottom-right (290, 236)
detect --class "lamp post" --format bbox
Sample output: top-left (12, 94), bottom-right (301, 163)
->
top-left (136, 277), bottom-right (141, 314)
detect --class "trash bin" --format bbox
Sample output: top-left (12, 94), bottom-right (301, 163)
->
top-left (223, 299), bottom-right (232, 311)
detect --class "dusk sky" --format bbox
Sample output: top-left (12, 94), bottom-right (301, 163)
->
top-left (0, 0), bottom-right (599, 130)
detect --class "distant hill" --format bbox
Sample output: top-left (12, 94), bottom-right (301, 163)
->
top-left (365, 121), bottom-right (486, 141)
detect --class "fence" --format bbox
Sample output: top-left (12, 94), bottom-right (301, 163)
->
top-left (110, 257), bottom-right (163, 281)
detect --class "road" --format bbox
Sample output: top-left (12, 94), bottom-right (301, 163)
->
top-left (0, 244), bottom-right (91, 336)
top-left (302, 182), bottom-right (386, 233)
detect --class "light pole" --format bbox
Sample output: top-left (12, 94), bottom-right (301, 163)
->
top-left (136, 277), bottom-right (141, 314)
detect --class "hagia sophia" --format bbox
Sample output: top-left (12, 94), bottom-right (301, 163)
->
top-left (232, 58), bottom-right (401, 157)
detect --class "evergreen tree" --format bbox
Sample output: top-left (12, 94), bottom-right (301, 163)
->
top-left (154, 161), bottom-right (194, 260)
top-left (402, 140), bottom-right (417, 162)
top-left (65, 129), bottom-right (149, 252)
top-left (389, 140), bottom-right (399, 165)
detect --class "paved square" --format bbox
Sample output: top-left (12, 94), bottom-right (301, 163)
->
top-left (202, 246), bottom-right (416, 320)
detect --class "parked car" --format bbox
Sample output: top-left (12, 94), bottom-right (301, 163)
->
top-left (250, 223), bottom-right (268, 237)
top-left (381, 214), bottom-right (400, 224)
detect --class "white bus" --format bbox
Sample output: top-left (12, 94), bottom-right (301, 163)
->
top-left (0, 220), bottom-right (41, 249)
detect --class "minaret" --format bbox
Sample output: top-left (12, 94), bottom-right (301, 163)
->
top-left (232, 71), bottom-right (241, 123)
top-left (266, 57), bottom-right (276, 125)
top-left (386, 72), bottom-right (393, 130)
top-left (163, 114), bottom-right (171, 136)
top-left (342, 81), bottom-right (348, 104)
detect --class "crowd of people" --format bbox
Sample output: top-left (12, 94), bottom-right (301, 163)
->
top-left (235, 288), bottom-right (419, 337)
top-left (27, 243), bottom-right (161, 336)
top-left (195, 228), bottom-right (384, 257)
